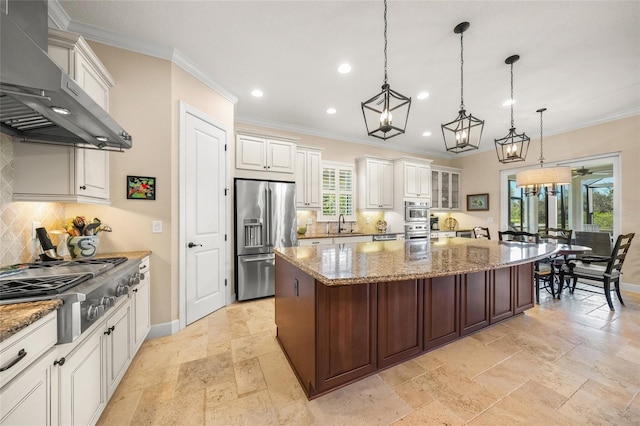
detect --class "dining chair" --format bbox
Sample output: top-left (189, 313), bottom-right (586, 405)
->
top-left (473, 226), bottom-right (491, 240)
top-left (498, 231), bottom-right (551, 304)
top-left (540, 228), bottom-right (574, 290)
top-left (559, 233), bottom-right (635, 310)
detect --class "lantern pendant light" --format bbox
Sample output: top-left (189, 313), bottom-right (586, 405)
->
top-left (495, 55), bottom-right (530, 163)
top-left (441, 22), bottom-right (484, 153)
top-left (516, 108), bottom-right (572, 196)
top-left (361, 0), bottom-right (411, 140)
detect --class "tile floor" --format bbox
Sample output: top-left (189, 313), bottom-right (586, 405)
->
top-left (98, 284), bottom-right (640, 425)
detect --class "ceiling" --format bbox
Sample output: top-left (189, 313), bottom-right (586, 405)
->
top-left (53, 0), bottom-right (640, 159)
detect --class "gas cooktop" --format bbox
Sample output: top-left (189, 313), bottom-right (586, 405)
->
top-left (0, 257), bottom-right (127, 301)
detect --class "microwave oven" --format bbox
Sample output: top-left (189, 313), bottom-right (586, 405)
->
top-left (405, 201), bottom-right (430, 222)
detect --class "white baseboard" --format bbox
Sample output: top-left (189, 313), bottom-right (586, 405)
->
top-left (621, 282), bottom-right (640, 293)
top-left (147, 320), bottom-right (180, 339)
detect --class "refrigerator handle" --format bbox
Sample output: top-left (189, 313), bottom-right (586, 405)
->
top-left (265, 187), bottom-right (272, 247)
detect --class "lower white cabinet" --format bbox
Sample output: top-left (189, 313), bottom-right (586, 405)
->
top-left (105, 300), bottom-right (132, 399)
top-left (298, 238), bottom-right (333, 246)
top-left (56, 326), bottom-right (106, 426)
top-left (298, 235), bottom-right (374, 246)
top-left (335, 235), bottom-right (373, 243)
top-left (0, 348), bottom-right (56, 425)
top-left (132, 257), bottom-right (151, 353)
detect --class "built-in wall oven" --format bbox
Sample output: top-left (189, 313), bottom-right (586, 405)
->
top-left (404, 223), bottom-right (431, 241)
top-left (405, 201), bottom-right (430, 222)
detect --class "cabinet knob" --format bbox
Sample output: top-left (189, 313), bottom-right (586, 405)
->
top-left (79, 185), bottom-right (87, 190)
top-left (104, 326), bottom-right (115, 336)
top-left (54, 357), bottom-right (66, 366)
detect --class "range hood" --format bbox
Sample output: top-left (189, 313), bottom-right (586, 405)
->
top-left (0, 0), bottom-right (132, 150)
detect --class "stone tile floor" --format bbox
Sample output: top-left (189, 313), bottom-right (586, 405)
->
top-left (98, 284), bottom-right (640, 425)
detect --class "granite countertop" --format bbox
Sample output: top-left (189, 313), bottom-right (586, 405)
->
top-left (298, 232), bottom-right (403, 240)
top-left (0, 300), bottom-right (62, 342)
top-left (274, 238), bottom-right (556, 286)
top-left (0, 250), bottom-right (152, 343)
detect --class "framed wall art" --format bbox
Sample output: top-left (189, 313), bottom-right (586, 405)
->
top-left (467, 193), bottom-right (489, 211)
top-left (127, 175), bottom-right (156, 200)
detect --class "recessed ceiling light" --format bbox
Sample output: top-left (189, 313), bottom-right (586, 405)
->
top-left (337, 63), bottom-right (351, 74)
top-left (51, 106), bottom-right (70, 115)
top-left (417, 92), bottom-right (429, 100)
top-left (251, 89), bottom-right (263, 98)
top-left (326, 108), bottom-right (337, 114)
top-left (502, 99), bottom-right (515, 106)
top-left (422, 131), bottom-right (432, 137)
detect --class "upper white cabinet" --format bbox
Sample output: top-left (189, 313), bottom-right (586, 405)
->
top-left (431, 166), bottom-right (462, 210)
top-left (12, 29), bottom-right (114, 204)
top-left (393, 157), bottom-right (432, 203)
top-left (356, 156), bottom-right (394, 209)
top-left (236, 133), bottom-right (296, 174)
top-left (295, 146), bottom-right (322, 208)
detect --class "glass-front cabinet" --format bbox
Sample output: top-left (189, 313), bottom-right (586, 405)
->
top-left (431, 166), bottom-right (461, 210)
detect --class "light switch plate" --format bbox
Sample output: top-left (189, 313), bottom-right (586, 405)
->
top-left (152, 220), bottom-right (163, 233)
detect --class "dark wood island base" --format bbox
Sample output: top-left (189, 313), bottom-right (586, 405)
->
top-left (275, 255), bottom-right (535, 399)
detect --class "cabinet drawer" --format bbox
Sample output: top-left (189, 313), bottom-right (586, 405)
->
top-left (298, 238), bottom-right (333, 246)
top-left (0, 312), bottom-right (57, 386)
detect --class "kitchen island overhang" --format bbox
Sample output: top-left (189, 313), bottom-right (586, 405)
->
top-left (273, 238), bottom-right (557, 399)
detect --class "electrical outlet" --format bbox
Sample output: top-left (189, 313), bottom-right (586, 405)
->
top-left (366, 217), bottom-right (370, 224)
top-left (152, 220), bottom-right (163, 233)
top-left (307, 217), bottom-right (313, 225)
top-left (32, 221), bottom-right (41, 239)
top-left (487, 217), bottom-right (494, 223)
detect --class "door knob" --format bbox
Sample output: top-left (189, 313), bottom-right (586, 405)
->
top-left (188, 242), bottom-right (202, 248)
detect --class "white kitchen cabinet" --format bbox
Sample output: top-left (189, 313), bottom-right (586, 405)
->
top-left (295, 146), bottom-right (322, 208)
top-left (132, 256), bottom-right (151, 353)
top-left (431, 166), bottom-right (462, 210)
top-left (56, 326), bottom-right (106, 426)
top-left (393, 157), bottom-right (432, 206)
top-left (236, 133), bottom-right (296, 174)
top-left (0, 311), bottom-right (58, 426)
top-left (334, 235), bottom-right (372, 243)
top-left (12, 29), bottom-right (113, 204)
top-left (356, 156), bottom-right (394, 210)
top-left (105, 299), bottom-right (132, 399)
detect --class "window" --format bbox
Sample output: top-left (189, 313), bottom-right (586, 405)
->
top-left (318, 162), bottom-right (355, 222)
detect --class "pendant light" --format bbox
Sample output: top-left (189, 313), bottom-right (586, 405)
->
top-left (441, 22), bottom-right (484, 153)
top-left (516, 108), bottom-right (571, 196)
top-left (495, 55), bottom-right (530, 163)
top-left (361, 0), bottom-right (411, 140)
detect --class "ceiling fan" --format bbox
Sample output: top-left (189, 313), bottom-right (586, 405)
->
top-left (572, 166), bottom-right (612, 178)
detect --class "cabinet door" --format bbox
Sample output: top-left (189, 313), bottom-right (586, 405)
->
top-left (0, 349), bottom-right (55, 426)
top-left (380, 161), bottom-right (394, 208)
top-left (75, 52), bottom-right (110, 109)
top-left (431, 171), bottom-right (440, 209)
top-left (295, 150), bottom-right (307, 207)
top-left (366, 160), bottom-right (382, 208)
top-left (378, 280), bottom-right (423, 368)
top-left (515, 263), bottom-right (535, 313)
top-left (305, 150), bottom-right (321, 207)
top-left (266, 140), bottom-right (295, 173)
top-left (441, 171), bottom-right (451, 209)
top-left (57, 329), bottom-right (106, 426)
top-left (76, 148), bottom-right (109, 199)
top-left (417, 165), bottom-right (431, 198)
top-left (316, 283), bottom-right (377, 393)
top-left (424, 276), bottom-right (459, 350)
top-left (133, 274), bottom-right (151, 352)
top-left (460, 271), bottom-right (490, 336)
top-left (450, 172), bottom-right (460, 210)
top-left (491, 267), bottom-right (514, 323)
top-left (236, 135), bottom-right (267, 170)
top-left (404, 163), bottom-right (419, 197)
top-left (105, 301), bottom-right (132, 399)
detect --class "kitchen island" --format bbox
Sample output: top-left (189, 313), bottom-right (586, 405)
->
top-left (273, 238), bottom-right (555, 399)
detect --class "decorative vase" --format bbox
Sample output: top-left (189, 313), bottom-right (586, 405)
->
top-left (67, 236), bottom-right (100, 258)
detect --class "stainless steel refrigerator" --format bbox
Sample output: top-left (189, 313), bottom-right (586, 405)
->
top-left (234, 178), bottom-right (297, 301)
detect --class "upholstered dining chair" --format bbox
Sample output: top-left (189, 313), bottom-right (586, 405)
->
top-left (473, 226), bottom-right (491, 240)
top-left (559, 233), bottom-right (635, 310)
top-left (498, 231), bottom-right (551, 303)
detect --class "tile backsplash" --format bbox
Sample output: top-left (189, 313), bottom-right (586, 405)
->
top-left (1, 133), bottom-right (66, 265)
top-left (295, 210), bottom-right (385, 235)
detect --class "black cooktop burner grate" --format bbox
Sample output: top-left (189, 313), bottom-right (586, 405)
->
top-left (0, 273), bottom-right (94, 299)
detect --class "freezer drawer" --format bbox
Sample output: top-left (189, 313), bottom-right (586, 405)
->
top-left (237, 253), bottom-right (275, 301)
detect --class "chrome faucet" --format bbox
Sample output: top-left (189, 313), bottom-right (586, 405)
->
top-left (338, 214), bottom-right (345, 233)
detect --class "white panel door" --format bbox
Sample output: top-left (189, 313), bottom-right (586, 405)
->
top-left (185, 112), bottom-right (227, 324)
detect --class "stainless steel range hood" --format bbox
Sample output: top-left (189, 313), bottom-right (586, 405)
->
top-left (0, 0), bottom-right (132, 150)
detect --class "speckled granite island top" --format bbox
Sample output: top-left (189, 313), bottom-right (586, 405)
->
top-left (274, 238), bottom-right (556, 286)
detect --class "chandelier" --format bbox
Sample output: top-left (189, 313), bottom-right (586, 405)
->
top-left (495, 55), bottom-right (530, 163)
top-left (441, 22), bottom-right (484, 153)
top-left (361, 0), bottom-right (411, 140)
top-left (516, 108), bottom-right (571, 196)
